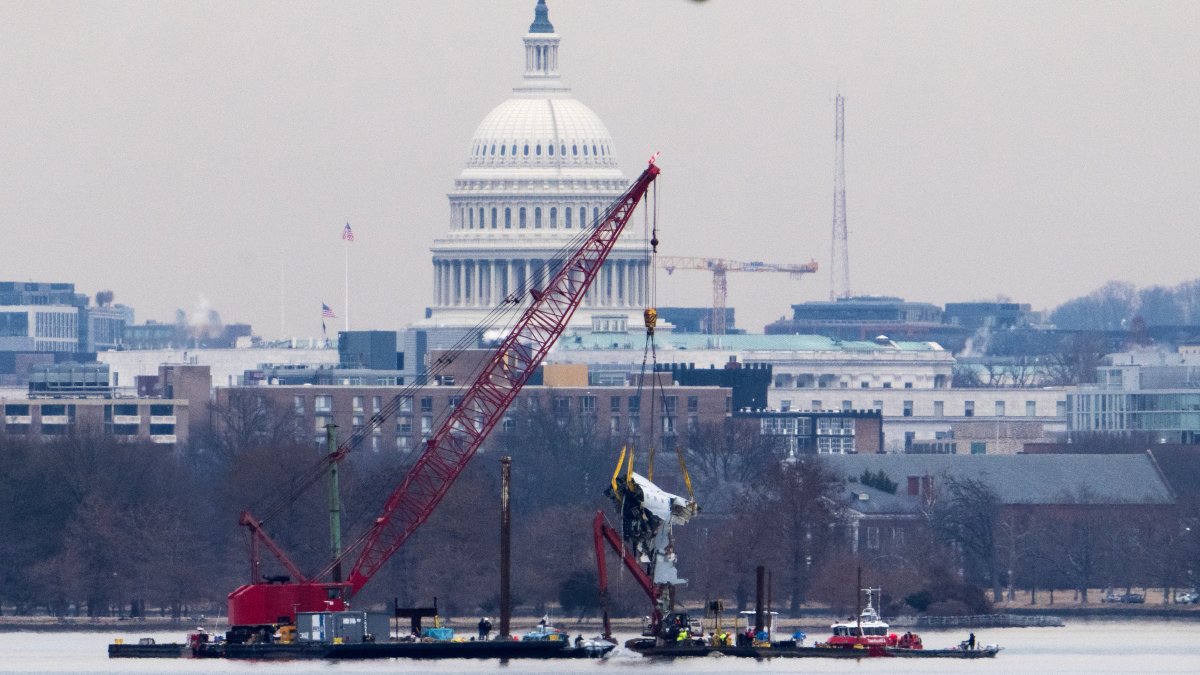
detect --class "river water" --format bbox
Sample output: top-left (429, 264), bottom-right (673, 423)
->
top-left (2, 620), bottom-right (1198, 674)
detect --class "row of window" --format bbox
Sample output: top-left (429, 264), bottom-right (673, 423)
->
top-left (457, 204), bottom-right (604, 231)
top-left (298, 394), bottom-right (703, 416)
top-left (782, 399), bottom-right (1061, 418)
top-left (4, 403), bottom-right (172, 418)
top-left (471, 140), bottom-right (611, 160)
top-left (308, 413), bottom-right (702, 451)
top-left (34, 311), bottom-right (77, 339)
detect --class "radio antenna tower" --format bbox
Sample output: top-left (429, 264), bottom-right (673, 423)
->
top-left (830, 94), bottom-right (850, 300)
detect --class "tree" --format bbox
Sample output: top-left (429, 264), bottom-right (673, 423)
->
top-left (929, 475), bottom-right (1002, 602)
top-left (1050, 281), bottom-right (1136, 331)
top-left (739, 458), bottom-right (843, 614)
top-left (200, 391), bottom-right (305, 460)
top-left (683, 420), bottom-right (786, 514)
top-left (1045, 332), bottom-right (1108, 386)
top-left (859, 469), bottom-right (897, 494)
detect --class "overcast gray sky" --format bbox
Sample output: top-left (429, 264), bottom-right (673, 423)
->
top-left (3, 1), bottom-right (1198, 336)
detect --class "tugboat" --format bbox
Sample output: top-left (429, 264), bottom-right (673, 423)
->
top-left (823, 587), bottom-right (893, 654)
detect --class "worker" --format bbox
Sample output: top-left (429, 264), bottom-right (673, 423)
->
top-left (967, 632), bottom-right (976, 650)
top-left (478, 617), bottom-right (492, 641)
top-left (676, 628), bottom-right (689, 643)
top-left (575, 635), bottom-right (583, 648)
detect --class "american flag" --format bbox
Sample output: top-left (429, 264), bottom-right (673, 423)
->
top-left (342, 222), bottom-right (355, 242)
top-left (322, 302), bottom-right (336, 319)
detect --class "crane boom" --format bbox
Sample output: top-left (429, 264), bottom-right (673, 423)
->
top-left (227, 159), bottom-right (661, 630)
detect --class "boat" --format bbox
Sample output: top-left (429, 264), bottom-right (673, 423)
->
top-left (820, 587), bottom-right (891, 653)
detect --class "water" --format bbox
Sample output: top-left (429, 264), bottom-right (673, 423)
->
top-left (3, 620), bottom-right (1198, 674)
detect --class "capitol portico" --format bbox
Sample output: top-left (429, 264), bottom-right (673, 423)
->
top-left (427, 0), bottom-right (651, 330)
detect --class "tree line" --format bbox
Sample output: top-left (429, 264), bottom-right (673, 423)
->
top-left (3, 398), bottom-right (1197, 622)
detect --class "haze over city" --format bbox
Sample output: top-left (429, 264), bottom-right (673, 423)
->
top-left (3, 1), bottom-right (1198, 336)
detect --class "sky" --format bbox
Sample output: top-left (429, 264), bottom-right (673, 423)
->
top-left (2, 0), bottom-right (1199, 337)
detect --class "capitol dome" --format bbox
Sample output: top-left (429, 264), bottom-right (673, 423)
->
top-left (428, 0), bottom-right (650, 331)
top-left (464, 98), bottom-right (622, 175)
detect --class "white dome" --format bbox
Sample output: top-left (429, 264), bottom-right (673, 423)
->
top-left (465, 98), bottom-right (620, 170)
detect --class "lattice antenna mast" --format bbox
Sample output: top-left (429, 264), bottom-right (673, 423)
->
top-left (830, 94), bottom-right (850, 300)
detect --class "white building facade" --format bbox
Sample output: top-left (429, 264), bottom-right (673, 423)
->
top-left (427, 0), bottom-right (650, 329)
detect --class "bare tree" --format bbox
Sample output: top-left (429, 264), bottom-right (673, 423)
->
top-left (928, 475), bottom-right (1002, 602)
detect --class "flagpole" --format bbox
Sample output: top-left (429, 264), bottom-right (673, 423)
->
top-left (344, 237), bottom-right (350, 333)
top-left (280, 259), bottom-right (286, 338)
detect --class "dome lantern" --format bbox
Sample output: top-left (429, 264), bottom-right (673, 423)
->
top-left (523, 0), bottom-right (560, 84)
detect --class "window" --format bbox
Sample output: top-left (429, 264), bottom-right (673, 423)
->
top-left (872, 400), bottom-right (884, 412)
top-left (315, 395), bottom-right (332, 413)
top-left (971, 441), bottom-right (987, 455)
top-left (882, 382), bottom-right (892, 389)
top-left (553, 396), bottom-right (571, 416)
top-left (353, 396), bottom-right (364, 412)
top-left (397, 416), bottom-right (412, 434)
top-left (904, 383), bottom-right (913, 389)
top-left (965, 401), bottom-right (975, 417)
top-left (520, 207), bottom-right (527, 228)
top-left (1026, 400), bottom-right (1036, 416)
top-left (1056, 400), bottom-right (1067, 416)
top-left (502, 416), bottom-right (516, 432)
top-left (860, 382), bottom-right (870, 388)
top-left (902, 400), bottom-right (913, 417)
top-left (399, 396), bottom-right (412, 413)
top-left (580, 396), bottom-right (596, 413)
top-left (610, 396), bottom-right (621, 412)
top-left (628, 395), bottom-right (640, 411)
top-left (420, 397), bottom-right (433, 413)
top-left (664, 396), bottom-right (677, 413)
top-left (780, 399), bottom-right (791, 412)
top-left (315, 415), bottom-right (332, 432)
top-left (491, 207), bottom-right (497, 228)
top-left (373, 396), bottom-right (382, 413)
top-left (293, 396), bottom-right (305, 414)
top-left (611, 415), bottom-right (621, 433)
top-left (353, 415), bottom-right (364, 433)
top-left (662, 416), bottom-right (675, 434)
top-left (865, 526), bottom-right (880, 550)
top-left (396, 435), bottom-right (409, 450)
top-left (565, 207), bottom-right (572, 229)
top-left (534, 207), bottom-right (542, 228)
top-left (448, 395), bottom-right (463, 409)
top-left (421, 415), bottom-right (433, 438)
top-left (549, 207), bottom-right (557, 228)
top-left (995, 400), bottom-right (1005, 417)
top-left (933, 401), bottom-right (944, 417)
top-left (629, 413), bottom-right (640, 433)
top-left (505, 208), bottom-right (512, 228)
top-left (841, 400), bottom-right (852, 411)
top-left (687, 415), bottom-right (698, 433)
top-left (811, 400), bottom-right (822, 410)
top-left (892, 527), bottom-right (905, 547)
top-left (904, 431), bottom-right (915, 452)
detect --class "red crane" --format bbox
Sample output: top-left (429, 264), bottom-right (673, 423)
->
top-left (226, 158), bottom-right (662, 634)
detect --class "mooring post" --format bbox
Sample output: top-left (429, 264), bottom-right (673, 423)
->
top-left (499, 456), bottom-right (512, 639)
top-left (755, 565), bottom-right (765, 636)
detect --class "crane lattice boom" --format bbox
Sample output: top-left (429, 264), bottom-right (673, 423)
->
top-left (227, 160), bottom-right (661, 629)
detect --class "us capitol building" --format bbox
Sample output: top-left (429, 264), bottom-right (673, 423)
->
top-left (426, 0), bottom-right (651, 332)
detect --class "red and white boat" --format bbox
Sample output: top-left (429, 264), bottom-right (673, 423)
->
top-left (825, 588), bottom-right (893, 650)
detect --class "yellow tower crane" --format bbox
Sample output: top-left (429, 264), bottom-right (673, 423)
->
top-left (656, 256), bottom-right (819, 335)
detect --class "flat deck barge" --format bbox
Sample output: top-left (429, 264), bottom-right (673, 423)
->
top-left (110, 639), bottom-right (613, 660)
